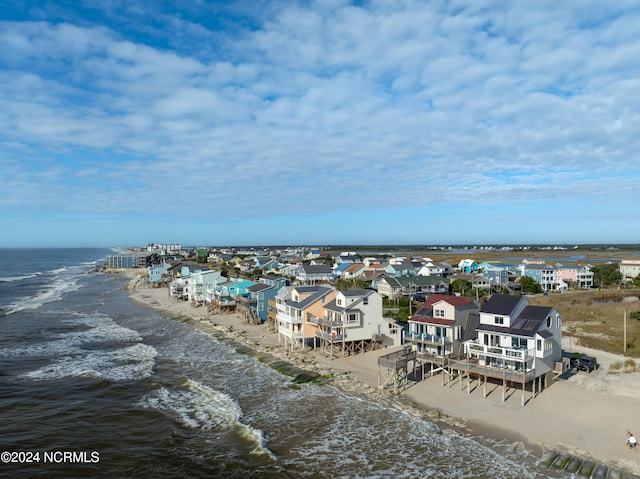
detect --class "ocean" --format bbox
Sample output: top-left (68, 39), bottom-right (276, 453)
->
top-left (0, 248), bottom-right (567, 478)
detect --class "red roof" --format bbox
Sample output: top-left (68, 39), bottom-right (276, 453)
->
top-left (423, 294), bottom-right (473, 308)
top-left (412, 317), bottom-right (453, 326)
top-left (408, 294), bottom-right (473, 324)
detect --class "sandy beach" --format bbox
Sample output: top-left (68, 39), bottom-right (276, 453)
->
top-left (124, 272), bottom-right (640, 474)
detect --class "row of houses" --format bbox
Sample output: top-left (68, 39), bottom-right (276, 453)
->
top-left (112, 244), bottom-right (625, 294)
top-left (143, 256), bottom-right (570, 404)
top-left (145, 260), bottom-right (404, 356)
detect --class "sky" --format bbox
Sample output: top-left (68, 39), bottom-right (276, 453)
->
top-left (1, 0), bottom-right (640, 248)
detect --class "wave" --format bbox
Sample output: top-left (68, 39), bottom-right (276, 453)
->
top-left (0, 272), bottom-right (43, 282)
top-left (19, 343), bottom-right (157, 382)
top-left (0, 264), bottom-right (96, 316)
top-left (11, 311), bottom-right (156, 382)
top-left (2, 275), bottom-right (83, 316)
top-left (137, 379), bottom-right (275, 458)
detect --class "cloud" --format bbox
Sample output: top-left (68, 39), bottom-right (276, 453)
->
top-left (0, 0), bottom-right (639, 242)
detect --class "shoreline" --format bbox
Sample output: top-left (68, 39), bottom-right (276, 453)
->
top-left (123, 271), bottom-right (640, 475)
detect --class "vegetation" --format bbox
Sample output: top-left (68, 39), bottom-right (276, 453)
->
top-left (590, 263), bottom-right (623, 287)
top-left (333, 278), bottom-right (370, 291)
top-left (529, 289), bottom-right (640, 358)
top-left (450, 278), bottom-right (471, 296)
top-left (609, 358), bottom-right (639, 374)
top-left (382, 296), bottom-right (419, 323)
top-left (518, 276), bottom-right (543, 294)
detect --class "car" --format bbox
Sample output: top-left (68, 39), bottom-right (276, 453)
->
top-left (576, 354), bottom-right (598, 373)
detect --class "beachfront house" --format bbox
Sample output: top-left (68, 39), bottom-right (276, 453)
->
top-left (312, 288), bottom-right (402, 356)
top-left (406, 294), bottom-right (480, 366)
top-left (106, 253), bottom-right (149, 269)
top-left (220, 278), bottom-right (256, 297)
top-left (463, 293), bottom-right (563, 393)
top-left (147, 261), bottom-right (171, 285)
top-left (240, 276), bottom-right (290, 323)
top-left (375, 275), bottom-right (449, 300)
top-left (187, 270), bottom-right (226, 306)
top-left (275, 285), bottom-right (337, 350)
top-left (168, 263), bottom-right (211, 300)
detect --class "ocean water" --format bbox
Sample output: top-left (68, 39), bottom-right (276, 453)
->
top-left (0, 249), bottom-right (567, 478)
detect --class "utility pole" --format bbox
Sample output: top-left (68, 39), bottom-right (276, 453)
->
top-left (624, 309), bottom-right (627, 353)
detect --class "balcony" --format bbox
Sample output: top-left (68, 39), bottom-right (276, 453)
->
top-left (307, 314), bottom-right (340, 328)
top-left (279, 328), bottom-right (305, 340)
top-left (465, 340), bottom-right (534, 362)
top-left (276, 305), bottom-right (303, 324)
top-left (406, 331), bottom-right (452, 345)
top-left (316, 331), bottom-right (344, 342)
top-left (278, 313), bottom-right (303, 324)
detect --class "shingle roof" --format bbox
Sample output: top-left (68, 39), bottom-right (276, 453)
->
top-left (302, 264), bottom-right (333, 274)
top-left (477, 304), bottom-right (555, 337)
top-left (248, 283), bottom-right (272, 293)
top-left (286, 285), bottom-right (334, 308)
top-left (425, 294), bottom-right (474, 307)
top-left (481, 294), bottom-right (523, 315)
top-left (343, 288), bottom-right (371, 297)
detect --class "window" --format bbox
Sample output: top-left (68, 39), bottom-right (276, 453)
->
top-left (546, 316), bottom-right (551, 328)
top-left (495, 316), bottom-right (504, 325)
top-left (434, 309), bottom-right (445, 318)
top-left (363, 297), bottom-right (368, 305)
top-left (346, 313), bottom-right (358, 325)
top-left (536, 339), bottom-right (542, 351)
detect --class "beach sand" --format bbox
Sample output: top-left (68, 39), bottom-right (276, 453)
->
top-left (124, 272), bottom-right (640, 474)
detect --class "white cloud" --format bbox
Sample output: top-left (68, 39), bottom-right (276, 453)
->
top-left (1, 0), bottom-right (639, 241)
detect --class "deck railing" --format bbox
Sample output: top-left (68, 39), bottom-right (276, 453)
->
top-left (406, 331), bottom-right (452, 345)
top-left (465, 341), bottom-right (534, 361)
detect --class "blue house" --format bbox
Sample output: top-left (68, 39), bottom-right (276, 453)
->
top-left (147, 262), bottom-right (171, 284)
top-left (384, 261), bottom-right (417, 277)
top-left (483, 266), bottom-right (510, 286)
top-left (458, 259), bottom-right (478, 274)
top-left (216, 278), bottom-right (257, 298)
top-left (245, 276), bottom-right (290, 322)
top-left (519, 263), bottom-right (563, 291)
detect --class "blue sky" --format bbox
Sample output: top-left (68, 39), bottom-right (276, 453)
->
top-left (1, 0), bottom-right (640, 248)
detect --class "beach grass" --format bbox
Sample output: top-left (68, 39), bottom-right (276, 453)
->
top-left (528, 289), bottom-right (640, 358)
